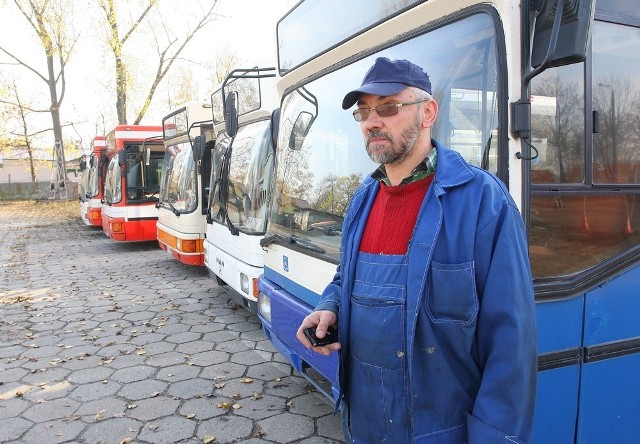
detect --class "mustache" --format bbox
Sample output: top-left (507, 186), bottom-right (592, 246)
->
top-left (366, 130), bottom-right (393, 145)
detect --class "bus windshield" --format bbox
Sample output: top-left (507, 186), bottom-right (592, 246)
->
top-left (124, 145), bottom-right (163, 202)
top-left (269, 12), bottom-right (500, 261)
top-left (209, 119), bottom-right (275, 234)
top-left (104, 156), bottom-right (122, 204)
top-left (159, 141), bottom-right (197, 213)
top-left (277, 0), bottom-right (425, 73)
top-left (86, 155), bottom-right (100, 198)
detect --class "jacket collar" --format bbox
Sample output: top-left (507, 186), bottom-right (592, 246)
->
top-left (432, 139), bottom-right (475, 189)
top-left (362, 139), bottom-right (475, 191)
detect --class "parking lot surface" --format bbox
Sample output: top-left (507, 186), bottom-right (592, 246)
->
top-left (0, 201), bottom-right (344, 444)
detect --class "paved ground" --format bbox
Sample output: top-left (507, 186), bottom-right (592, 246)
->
top-left (0, 201), bottom-right (345, 444)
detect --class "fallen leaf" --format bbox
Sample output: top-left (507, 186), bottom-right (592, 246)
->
top-left (217, 401), bottom-right (233, 409)
top-left (63, 415), bottom-right (81, 422)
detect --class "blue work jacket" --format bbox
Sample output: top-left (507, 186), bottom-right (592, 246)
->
top-left (315, 141), bottom-right (537, 443)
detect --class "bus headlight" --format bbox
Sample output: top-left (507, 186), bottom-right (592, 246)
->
top-left (258, 292), bottom-right (271, 323)
top-left (240, 273), bottom-right (250, 295)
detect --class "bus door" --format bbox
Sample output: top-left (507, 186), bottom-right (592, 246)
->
top-left (529, 2), bottom-right (640, 442)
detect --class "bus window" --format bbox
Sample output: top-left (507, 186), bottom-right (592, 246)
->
top-left (126, 151), bottom-right (143, 201)
top-left (592, 21), bottom-right (640, 185)
top-left (159, 142), bottom-right (197, 212)
top-left (104, 157), bottom-right (122, 204)
top-left (529, 18), bottom-right (640, 280)
top-left (225, 120), bottom-right (274, 234)
top-left (530, 63), bottom-right (585, 185)
top-left (270, 12), bottom-right (500, 261)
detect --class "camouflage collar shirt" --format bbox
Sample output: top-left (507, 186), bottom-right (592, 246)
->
top-left (371, 145), bottom-right (438, 186)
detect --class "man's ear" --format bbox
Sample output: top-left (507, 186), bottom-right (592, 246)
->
top-left (421, 99), bottom-right (438, 128)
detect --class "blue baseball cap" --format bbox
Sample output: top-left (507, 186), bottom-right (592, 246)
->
top-left (342, 57), bottom-right (432, 110)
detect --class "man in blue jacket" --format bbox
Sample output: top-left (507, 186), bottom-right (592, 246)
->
top-left (296, 57), bottom-right (537, 443)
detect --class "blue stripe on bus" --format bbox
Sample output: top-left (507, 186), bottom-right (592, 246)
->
top-left (263, 265), bottom-right (323, 308)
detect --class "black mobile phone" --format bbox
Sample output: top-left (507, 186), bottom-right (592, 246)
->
top-left (303, 326), bottom-right (338, 347)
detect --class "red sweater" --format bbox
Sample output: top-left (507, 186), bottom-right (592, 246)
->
top-left (359, 175), bottom-right (434, 255)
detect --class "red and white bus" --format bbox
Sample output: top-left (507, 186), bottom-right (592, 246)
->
top-left (79, 136), bottom-right (107, 227)
top-left (102, 125), bottom-right (164, 242)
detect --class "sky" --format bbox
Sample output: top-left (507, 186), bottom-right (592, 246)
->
top-left (0, 0), bottom-right (296, 154)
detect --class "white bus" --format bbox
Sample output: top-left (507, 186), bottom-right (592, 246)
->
top-left (204, 67), bottom-right (279, 312)
top-left (79, 136), bottom-right (107, 227)
top-left (156, 101), bottom-right (216, 266)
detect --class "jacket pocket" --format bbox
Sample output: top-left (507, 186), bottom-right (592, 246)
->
top-left (350, 281), bottom-right (406, 370)
top-left (415, 423), bottom-right (467, 443)
top-left (426, 261), bottom-right (478, 325)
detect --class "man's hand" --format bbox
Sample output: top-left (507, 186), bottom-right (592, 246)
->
top-left (296, 310), bottom-right (341, 356)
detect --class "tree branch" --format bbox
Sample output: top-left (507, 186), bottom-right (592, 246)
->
top-left (0, 47), bottom-right (48, 83)
top-left (121, 0), bottom-right (158, 45)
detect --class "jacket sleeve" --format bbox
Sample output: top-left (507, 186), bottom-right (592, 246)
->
top-left (468, 203), bottom-right (537, 443)
top-left (313, 180), bottom-right (370, 315)
top-left (314, 264), bottom-right (342, 314)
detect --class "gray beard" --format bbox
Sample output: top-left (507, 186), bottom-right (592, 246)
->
top-left (365, 111), bottom-right (422, 165)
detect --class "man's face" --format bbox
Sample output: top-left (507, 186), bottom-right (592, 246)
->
top-left (357, 88), bottom-right (424, 165)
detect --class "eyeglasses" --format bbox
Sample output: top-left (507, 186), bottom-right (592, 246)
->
top-left (352, 98), bottom-right (429, 122)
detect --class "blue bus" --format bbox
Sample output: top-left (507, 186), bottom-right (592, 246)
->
top-left (257, 0), bottom-right (640, 442)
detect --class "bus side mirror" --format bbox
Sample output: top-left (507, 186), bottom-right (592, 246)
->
top-left (530, 0), bottom-right (595, 69)
top-left (118, 150), bottom-right (126, 168)
top-left (224, 91), bottom-right (239, 138)
top-left (193, 135), bottom-right (205, 162)
top-left (289, 111), bottom-right (314, 151)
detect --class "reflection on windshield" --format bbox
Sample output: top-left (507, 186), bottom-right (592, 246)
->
top-left (209, 120), bottom-right (274, 235)
top-left (278, 0), bottom-right (424, 72)
top-left (269, 13), bottom-right (499, 262)
top-left (88, 157), bottom-right (99, 197)
top-left (159, 141), bottom-right (197, 213)
top-left (104, 157), bottom-right (122, 204)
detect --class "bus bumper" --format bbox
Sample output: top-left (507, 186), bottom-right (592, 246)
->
top-left (257, 275), bottom-right (338, 401)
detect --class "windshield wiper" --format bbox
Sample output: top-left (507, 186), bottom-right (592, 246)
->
top-left (161, 200), bottom-right (181, 216)
top-left (260, 234), bottom-right (325, 254)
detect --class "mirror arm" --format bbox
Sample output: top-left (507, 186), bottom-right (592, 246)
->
top-left (523, 0), bottom-right (564, 86)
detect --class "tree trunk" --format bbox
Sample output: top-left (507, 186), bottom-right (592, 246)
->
top-left (46, 53), bottom-right (68, 184)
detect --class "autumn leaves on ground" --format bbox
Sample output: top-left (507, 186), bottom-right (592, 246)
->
top-left (0, 199), bottom-right (79, 222)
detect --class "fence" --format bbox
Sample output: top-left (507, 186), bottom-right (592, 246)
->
top-left (0, 181), bottom-right (79, 201)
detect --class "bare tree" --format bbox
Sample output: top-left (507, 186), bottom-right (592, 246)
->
top-left (207, 47), bottom-right (242, 121)
top-left (98, 0), bottom-right (221, 125)
top-left (3, 82), bottom-right (39, 181)
top-left (166, 67), bottom-right (199, 110)
top-left (0, 0), bottom-right (79, 184)
top-left (98, 0), bottom-right (157, 125)
top-left (1, 81), bottom-right (83, 182)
